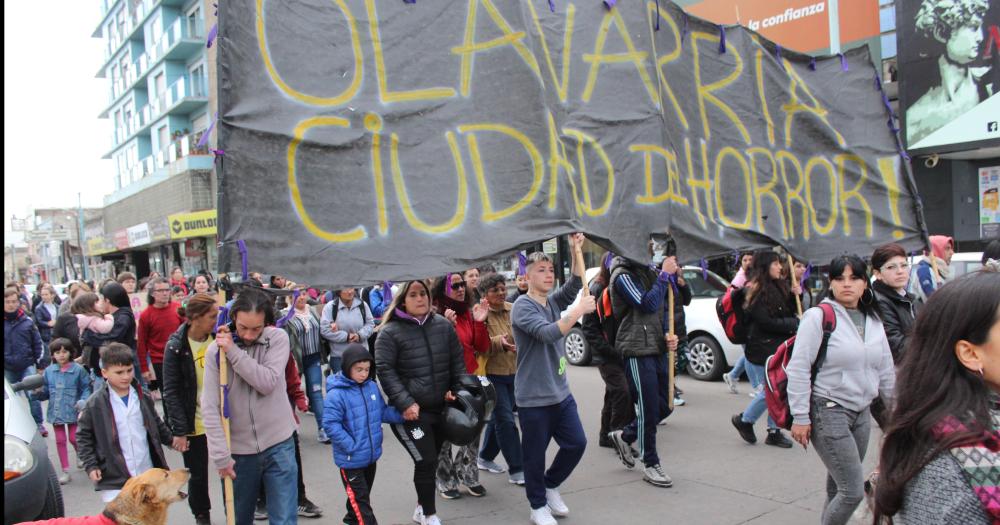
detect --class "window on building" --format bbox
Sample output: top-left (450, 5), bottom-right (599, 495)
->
top-left (158, 125), bottom-right (169, 153)
top-left (881, 33), bottom-right (898, 60)
top-left (189, 62), bottom-right (206, 97)
top-left (187, 3), bottom-right (203, 35)
top-left (192, 112), bottom-right (209, 133)
top-left (150, 12), bottom-right (163, 44)
top-left (154, 72), bottom-right (166, 104)
top-left (879, 6), bottom-right (896, 33)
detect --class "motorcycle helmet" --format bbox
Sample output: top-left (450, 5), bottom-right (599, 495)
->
top-left (456, 375), bottom-right (497, 422)
top-left (442, 390), bottom-right (483, 446)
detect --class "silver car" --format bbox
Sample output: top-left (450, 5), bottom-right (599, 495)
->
top-left (4, 375), bottom-right (64, 524)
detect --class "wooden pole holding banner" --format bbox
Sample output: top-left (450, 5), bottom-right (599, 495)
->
top-left (219, 341), bottom-right (236, 525)
top-left (668, 284), bottom-right (676, 411)
top-left (788, 254), bottom-right (803, 316)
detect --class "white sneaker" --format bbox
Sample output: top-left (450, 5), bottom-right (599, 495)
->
top-left (424, 515), bottom-right (442, 525)
top-left (412, 505), bottom-right (424, 524)
top-left (642, 463), bottom-right (673, 488)
top-left (58, 471), bottom-right (70, 485)
top-left (545, 488), bottom-right (569, 517)
top-left (508, 471), bottom-right (525, 485)
top-left (723, 373), bottom-right (739, 394)
top-left (530, 506), bottom-right (557, 525)
top-left (477, 458), bottom-right (507, 474)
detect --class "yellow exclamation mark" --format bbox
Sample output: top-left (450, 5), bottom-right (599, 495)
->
top-left (877, 156), bottom-right (905, 240)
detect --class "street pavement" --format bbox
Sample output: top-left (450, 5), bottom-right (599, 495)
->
top-left (47, 365), bottom-right (878, 524)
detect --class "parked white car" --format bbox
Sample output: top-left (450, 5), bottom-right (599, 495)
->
top-left (562, 266), bottom-right (743, 381)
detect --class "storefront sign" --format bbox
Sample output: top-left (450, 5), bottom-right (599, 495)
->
top-left (86, 236), bottom-right (115, 257)
top-left (113, 229), bottom-right (130, 250)
top-left (169, 209), bottom-right (218, 239)
top-left (981, 166), bottom-right (1000, 239)
top-left (127, 223), bottom-right (152, 247)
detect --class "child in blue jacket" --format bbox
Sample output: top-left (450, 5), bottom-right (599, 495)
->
top-left (34, 338), bottom-right (92, 484)
top-left (322, 344), bottom-right (403, 525)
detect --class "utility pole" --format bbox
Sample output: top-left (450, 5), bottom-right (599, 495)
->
top-left (78, 193), bottom-right (89, 281)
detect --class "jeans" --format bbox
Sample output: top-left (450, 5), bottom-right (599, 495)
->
top-left (232, 436), bottom-right (298, 525)
top-left (5, 366), bottom-right (43, 425)
top-left (479, 375), bottom-right (523, 475)
top-left (301, 353), bottom-right (324, 430)
top-left (740, 362), bottom-right (776, 430)
top-left (518, 395), bottom-right (587, 510)
top-left (326, 356), bottom-right (343, 383)
top-left (729, 355), bottom-right (747, 380)
top-left (811, 397), bottom-right (871, 525)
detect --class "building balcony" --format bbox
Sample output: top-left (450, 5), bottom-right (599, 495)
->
top-left (105, 74), bottom-right (208, 156)
top-left (100, 15), bottom-right (206, 115)
top-left (108, 133), bottom-right (215, 205)
top-left (98, 0), bottom-right (155, 72)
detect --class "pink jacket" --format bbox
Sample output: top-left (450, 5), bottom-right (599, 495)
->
top-left (201, 326), bottom-right (297, 470)
top-left (76, 314), bottom-right (115, 336)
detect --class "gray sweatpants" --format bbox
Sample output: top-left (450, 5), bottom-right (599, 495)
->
top-left (810, 396), bottom-right (871, 525)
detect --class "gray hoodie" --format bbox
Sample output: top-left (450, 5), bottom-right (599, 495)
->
top-left (787, 299), bottom-right (895, 426)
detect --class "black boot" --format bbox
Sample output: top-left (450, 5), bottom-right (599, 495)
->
top-left (765, 429), bottom-right (793, 449)
top-left (731, 414), bottom-right (757, 444)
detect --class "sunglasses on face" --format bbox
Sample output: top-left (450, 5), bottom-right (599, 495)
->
top-left (450, 281), bottom-right (467, 291)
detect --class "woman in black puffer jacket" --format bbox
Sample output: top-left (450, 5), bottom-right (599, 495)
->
top-left (730, 251), bottom-right (801, 449)
top-left (375, 279), bottom-right (466, 525)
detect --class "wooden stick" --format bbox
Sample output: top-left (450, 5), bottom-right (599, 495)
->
top-left (668, 284), bottom-right (676, 411)
top-left (929, 253), bottom-right (942, 291)
top-left (788, 254), bottom-right (803, 316)
top-left (219, 346), bottom-right (236, 525)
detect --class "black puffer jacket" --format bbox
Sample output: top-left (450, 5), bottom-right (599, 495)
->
top-left (162, 323), bottom-right (199, 436)
top-left (76, 380), bottom-right (172, 490)
top-left (82, 307), bottom-right (136, 370)
top-left (609, 259), bottom-right (668, 359)
top-left (872, 279), bottom-right (918, 361)
top-left (375, 311), bottom-right (466, 414)
top-left (744, 293), bottom-right (800, 365)
top-left (51, 312), bottom-right (81, 355)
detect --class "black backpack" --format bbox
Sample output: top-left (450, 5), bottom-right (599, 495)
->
top-left (329, 298), bottom-right (376, 354)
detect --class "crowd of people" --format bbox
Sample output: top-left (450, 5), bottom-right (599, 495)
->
top-left (4, 236), bottom-right (999, 525)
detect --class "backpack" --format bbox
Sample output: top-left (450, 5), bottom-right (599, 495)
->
top-left (716, 285), bottom-right (748, 344)
top-left (330, 298), bottom-right (376, 354)
top-left (595, 285), bottom-right (619, 346)
top-left (764, 303), bottom-right (836, 430)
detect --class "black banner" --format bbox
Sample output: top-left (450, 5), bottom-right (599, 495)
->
top-left (217, 0), bottom-right (927, 286)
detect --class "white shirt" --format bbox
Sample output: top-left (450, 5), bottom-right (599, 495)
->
top-left (110, 386), bottom-right (153, 477)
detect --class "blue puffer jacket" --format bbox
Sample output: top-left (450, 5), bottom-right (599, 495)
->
top-left (35, 363), bottom-right (91, 424)
top-left (4, 310), bottom-right (43, 372)
top-left (322, 371), bottom-right (404, 469)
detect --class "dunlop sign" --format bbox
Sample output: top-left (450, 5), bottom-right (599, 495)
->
top-left (168, 210), bottom-right (218, 240)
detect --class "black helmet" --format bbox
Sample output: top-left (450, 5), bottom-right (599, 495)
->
top-left (455, 375), bottom-right (497, 422)
top-left (442, 390), bottom-right (484, 446)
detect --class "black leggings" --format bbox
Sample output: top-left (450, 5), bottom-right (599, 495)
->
top-left (390, 412), bottom-right (447, 516)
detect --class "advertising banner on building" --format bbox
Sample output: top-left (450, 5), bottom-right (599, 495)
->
top-left (981, 165), bottom-right (1000, 239)
top-left (126, 223), bottom-right (152, 248)
top-left (169, 209), bottom-right (218, 239)
top-left (896, 0), bottom-right (1000, 153)
top-left (217, 0), bottom-right (927, 287)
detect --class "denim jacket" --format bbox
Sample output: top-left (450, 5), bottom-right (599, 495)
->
top-left (35, 362), bottom-right (92, 425)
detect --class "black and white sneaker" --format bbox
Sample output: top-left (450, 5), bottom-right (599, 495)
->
top-left (297, 497), bottom-right (323, 518)
top-left (608, 430), bottom-right (636, 469)
top-left (642, 464), bottom-right (673, 488)
top-left (439, 489), bottom-right (461, 500)
top-left (253, 502), bottom-right (267, 521)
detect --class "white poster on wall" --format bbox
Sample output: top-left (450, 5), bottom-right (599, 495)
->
top-left (981, 166), bottom-right (1000, 239)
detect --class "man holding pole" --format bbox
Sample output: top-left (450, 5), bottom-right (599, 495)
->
top-left (606, 241), bottom-right (679, 489)
top-left (511, 233), bottom-right (594, 525)
top-left (202, 288), bottom-right (299, 525)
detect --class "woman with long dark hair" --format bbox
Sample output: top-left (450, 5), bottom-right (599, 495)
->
top-left (431, 273), bottom-right (490, 499)
top-left (873, 268), bottom-right (999, 524)
top-left (786, 255), bottom-right (895, 525)
top-left (731, 250), bottom-right (799, 449)
top-left (375, 280), bottom-right (467, 525)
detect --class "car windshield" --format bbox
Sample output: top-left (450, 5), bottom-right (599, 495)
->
top-left (683, 270), bottom-right (727, 298)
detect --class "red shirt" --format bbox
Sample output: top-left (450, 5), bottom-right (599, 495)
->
top-left (137, 301), bottom-right (182, 370)
top-left (453, 311), bottom-right (490, 374)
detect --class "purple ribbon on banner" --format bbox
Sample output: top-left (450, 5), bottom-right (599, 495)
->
top-left (197, 112), bottom-right (218, 149)
top-left (517, 253), bottom-right (527, 276)
top-left (206, 23), bottom-right (218, 48)
top-left (654, 0), bottom-right (660, 30)
top-left (211, 149), bottom-right (225, 156)
top-left (221, 384), bottom-right (230, 418)
top-left (603, 252), bottom-right (614, 270)
top-left (800, 264), bottom-right (812, 289)
top-left (809, 57), bottom-right (817, 71)
top-left (681, 14), bottom-right (689, 47)
top-left (700, 258), bottom-right (708, 281)
top-left (548, 0), bottom-right (555, 12)
top-left (839, 53), bottom-right (848, 71)
top-left (275, 290), bottom-right (301, 329)
top-left (382, 281), bottom-right (393, 304)
top-left (775, 44), bottom-right (782, 62)
top-left (403, 0), bottom-right (416, 4)
top-left (603, 0), bottom-right (616, 10)
top-left (875, 72), bottom-right (882, 90)
top-left (236, 240), bottom-right (249, 281)
top-left (718, 25), bottom-right (726, 54)
top-left (444, 272), bottom-right (452, 298)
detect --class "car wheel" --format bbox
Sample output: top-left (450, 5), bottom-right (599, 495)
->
top-left (564, 327), bottom-right (591, 366)
top-left (686, 335), bottom-right (725, 381)
top-left (38, 463), bottom-right (64, 520)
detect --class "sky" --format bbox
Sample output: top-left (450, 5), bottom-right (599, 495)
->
top-left (3, 1), bottom-right (113, 236)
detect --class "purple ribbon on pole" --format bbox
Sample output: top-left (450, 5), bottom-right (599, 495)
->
top-left (517, 253), bottom-right (527, 276)
top-left (718, 25), bottom-right (726, 54)
top-left (206, 23), bottom-right (218, 48)
top-left (275, 290), bottom-right (301, 329)
top-left (236, 240), bottom-right (249, 281)
top-left (382, 281), bottom-right (393, 304)
top-left (839, 53), bottom-right (848, 71)
top-left (809, 57), bottom-right (817, 71)
top-left (548, 0), bottom-right (555, 12)
top-left (211, 149), bottom-right (225, 156)
top-left (800, 264), bottom-right (812, 289)
top-left (603, 0), bottom-right (616, 10)
top-left (603, 252), bottom-right (614, 270)
top-left (197, 112), bottom-right (218, 149)
top-left (700, 258), bottom-right (708, 281)
top-left (665, 272), bottom-right (679, 295)
top-left (214, 305), bottom-right (230, 334)
top-left (222, 385), bottom-right (230, 418)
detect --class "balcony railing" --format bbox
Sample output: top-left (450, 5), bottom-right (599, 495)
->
top-left (104, 15), bottom-right (205, 106)
top-left (109, 74), bottom-right (208, 149)
top-left (115, 133), bottom-right (212, 189)
top-left (102, 0), bottom-right (155, 62)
